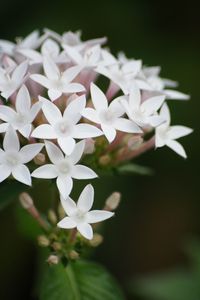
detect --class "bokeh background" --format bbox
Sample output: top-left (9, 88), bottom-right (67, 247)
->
top-left (0, 0), bottom-right (199, 299)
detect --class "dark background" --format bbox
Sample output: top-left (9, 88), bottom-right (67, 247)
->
top-left (0, 0), bottom-right (199, 299)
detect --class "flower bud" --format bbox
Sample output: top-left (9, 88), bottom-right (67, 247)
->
top-left (68, 250), bottom-right (79, 260)
top-left (84, 138), bottom-right (95, 154)
top-left (47, 255), bottom-right (59, 265)
top-left (34, 153), bottom-right (46, 165)
top-left (19, 192), bottom-right (33, 209)
top-left (52, 242), bottom-right (62, 251)
top-left (48, 209), bottom-right (57, 225)
top-left (99, 154), bottom-right (111, 166)
top-left (89, 233), bottom-right (104, 247)
top-left (38, 235), bottom-right (50, 247)
top-left (105, 192), bottom-right (121, 211)
top-left (58, 203), bottom-right (65, 220)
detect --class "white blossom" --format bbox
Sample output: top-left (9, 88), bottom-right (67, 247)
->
top-left (32, 140), bottom-right (97, 199)
top-left (57, 184), bottom-right (114, 239)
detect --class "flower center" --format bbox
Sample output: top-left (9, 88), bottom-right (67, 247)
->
top-left (14, 113), bottom-right (27, 126)
top-left (99, 109), bottom-right (116, 125)
top-left (55, 120), bottom-right (72, 137)
top-left (57, 160), bottom-right (71, 175)
top-left (5, 152), bottom-right (20, 167)
top-left (73, 209), bottom-right (86, 224)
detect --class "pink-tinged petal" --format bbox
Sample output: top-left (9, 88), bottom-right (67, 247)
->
top-left (141, 95), bottom-right (165, 115)
top-left (62, 65), bottom-right (82, 82)
top-left (16, 85), bottom-right (31, 113)
top-left (164, 89), bottom-right (190, 100)
top-left (19, 124), bottom-right (32, 138)
top-left (82, 108), bottom-right (100, 124)
top-left (167, 126), bottom-right (193, 140)
top-left (3, 126), bottom-right (20, 151)
top-left (86, 210), bottom-right (114, 223)
top-left (62, 83), bottom-right (85, 93)
top-left (30, 74), bottom-right (51, 89)
top-left (166, 140), bottom-right (187, 158)
top-left (58, 136), bottom-right (75, 156)
top-left (57, 216), bottom-right (76, 229)
top-left (48, 89), bottom-right (62, 101)
top-left (60, 197), bottom-right (77, 216)
top-left (77, 184), bottom-right (94, 212)
top-left (0, 122), bottom-right (9, 133)
top-left (64, 95), bottom-right (86, 122)
top-left (32, 124), bottom-right (57, 139)
top-left (12, 164), bottom-right (32, 186)
top-left (114, 118), bottom-right (142, 133)
top-left (32, 164), bottom-right (58, 179)
top-left (101, 124), bottom-right (116, 143)
top-left (72, 165), bottom-right (97, 180)
top-left (70, 140), bottom-right (85, 164)
top-left (40, 97), bottom-right (62, 124)
top-left (56, 176), bottom-right (73, 199)
top-left (20, 143), bottom-right (43, 163)
top-left (0, 106), bottom-right (16, 122)
top-left (45, 141), bottom-right (64, 163)
top-left (90, 83), bottom-right (108, 111)
top-left (0, 164), bottom-right (11, 182)
top-left (129, 84), bottom-right (141, 109)
top-left (73, 124), bottom-right (102, 139)
top-left (43, 56), bottom-right (60, 80)
top-left (12, 60), bottom-right (28, 83)
top-left (77, 223), bottom-right (93, 240)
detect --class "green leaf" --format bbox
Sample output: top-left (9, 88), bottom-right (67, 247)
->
top-left (39, 260), bottom-right (125, 300)
top-left (0, 180), bottom-right (27, 211)
top-left (117, 163), bottom-right (154, 176)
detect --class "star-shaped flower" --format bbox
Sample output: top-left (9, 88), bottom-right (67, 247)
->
top-left (31, 95), bottom-right (102, 155)
top-left (32, 140), bottom-right (97, 199)
top-left (0, 85), bottom-right (41, 137)
top-left (155, 103), bottom-right (193, 158)
top-left (0, 126), bottom-right (43, 185)
top-left (0, 60), bottom-right (28, 99)
top-left (57, 184), bottom-right (114, 240)
top-left (121, 84), bottom-right (166, 128)
top-left (82, 83), bottom-right (142, 143)
top-left (30, 56), bottom-right (85, 101)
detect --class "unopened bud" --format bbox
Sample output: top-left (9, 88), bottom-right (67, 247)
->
top-left (47, 255), bottom-right (59, 265)
top-left (89, 233), bottom-right (104, 247)
top-left (105, 192), bottom-right (121, 211)
top-left (127, 136), bottom-right (143, 150)
top-left (68, 250), bottom-right (79, 260)
top-left (19, 192), bottom-right (33, 209)
top-left (58, 203), bottom-right (65, 219)
top-left (84, 138), bottom-right (95, 154)
top-left (99, 154), bottom-right (111, 166)
top-left (52, 242), bottom-right (62, 251)
top-left (34, 153), bottom-right (46, 165)
top-left (38, 235), bottom-right (50, 247)
top-left (48, 210), bottom-right (57, 225)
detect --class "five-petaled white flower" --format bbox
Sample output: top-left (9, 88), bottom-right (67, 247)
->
top-left (57, 184), bottom-right (114, 240)
top-left (31, 95), bottom-right (102, 155)
top-left (82, 83), bottom-right (142, 143)
top-left (121, 84), bottom-right (166, 128)
top-left (0, 126), bottom-right (43, 185)
top-left (30, 56), bottom-right (85, 101)
top-left (155, 103), bottom-right (193, 158)
top-left (0, 60), bottom-right (28, 99)
top-left (32, 140), bottom-right (97, 199)
top-left (0, 85), bottom-right (41, 137)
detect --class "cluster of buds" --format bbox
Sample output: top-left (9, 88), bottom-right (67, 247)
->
top-left (0, 29), bottom-right (192, 242)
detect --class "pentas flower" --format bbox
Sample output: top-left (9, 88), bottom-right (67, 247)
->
top-left (121, 84), bottom-right (166, 128)
top-left (0, 85), bottom-right (41, 137)
top-left (32, 95), bottom-right (102, 155)
top-left (30, 56), bottom-right (85, 101)
top-left (155, 103), bottom-right (193, 158)
top-left (82, 83), bottom-right (142, 143)
top-left (0, 126), bottom-right (43, 185)
top-left (32, 140), bottom-right (97, 199)
top-left (0, 60), bottom-right (28, 99)
top-left (57, 184), bottom-right (114, 240)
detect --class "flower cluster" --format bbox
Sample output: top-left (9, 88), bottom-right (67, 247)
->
top-left (0, 29), bottom-right (192, 240)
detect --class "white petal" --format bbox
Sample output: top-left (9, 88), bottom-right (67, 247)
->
top-left (16, 85), bottom-right (31, 113)
top-left (19, 124), bottom-right (32, 138)
top-left (0, 106), bottom-right (16, 122)
top-left (17, 49), bottom-right (42, 63)
top-left (148, 115), bottom-right (165, 127)
top-left (30, 102), bottom-right (42, 121)
top-left (12, 60), bottom-right (28, 84)
top-left (129, 84), bottom-right (141, 109)
top-left (43, 56), bottom-right (60, 80)
top-left (40, 97), bottom-right (62, 124)
top-left (0, 164), bottom-right (11, 182)
top-left (77, 223), bottom-right (93, 240)
top-left (109, 97), bottom-right (125, 117)
top-left (64, 95), bottom-right (86, 123)
top-left (32, 124), bottom-right (57, 139)
top-left (114, 118), bottom-right (142, 133)
top-left (70, 140), bottom-right (85, 164)
top-left (57, 216), bottom-right (76, 229)
top-left (164, 89), bottom-right (190, 100)
top-left (3, 126), bottom-right (20, 151)
top-left (101, 124), bottom-right (116, 143)
top-left (73, 124), bottom-right (102, 139)
top-left (167, 126), bottom-right (193, 140)
top-left (160, 103), bottom-right (171, 127)
top-left (0, 123), bottom-right (9, 133)
top-left (56, 176), bottom-right (73, 199)
top-left (58, 136), bottom-right (75, 156)
top-left (72, 165), bottom-right (97, 179)
top-left (90, 83), bottom-right (108, 111)
top-left (62, 65), bottom-right (82, 82)
top-left (62, 45), bottom-right (82, 64)
top-left (20, 143), bottom-right (44, 163)
top-left (12, 164), bottom-right (32, 186)
top-left (32, 164), bottom-right (58, 179)
top-left (62, 83), bottom-right (85, 93)
top-left (87, 210), bottom-right (114, 223)
top-left (48, 89), bottom-right (62, 101)
top-left (82, 108), bottom-right (101, 123)
top-left (60, 196), bottom-right (77, 216)
top-left (30, 74), bottom-right (51, 89)
top-left (45, 141), bottom-right (64, 164)
top-left (166, 140), bottom-right (187, 158)
top-left (141, 95), bottom-right (165, 115)
top-left (77, 184), bottom-right (94, 212)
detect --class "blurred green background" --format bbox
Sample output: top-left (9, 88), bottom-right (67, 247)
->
top-left (0, 0), bottom-right (199, 299)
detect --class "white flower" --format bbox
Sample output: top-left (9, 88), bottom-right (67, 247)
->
top-left (0, 60), bottom-right (28, 99)
top-left (121, 84), bottom-right (166, 128)
top-left (32, 95), bottom-right (102, 155)
top-left (0, 85), bottom-right (41, 137)
top-left (57, 184), bottom-right (114, 239)
top-left (0, 126), bottom-right (43, 185)
top-left (82, 83), bottom-right (142, 143)
top-left (30, 56), bottom-right (85, 101)
top-left (155, 103), bottom-right (193, 158)
top-left (32, 140), bottom-right (97, 199)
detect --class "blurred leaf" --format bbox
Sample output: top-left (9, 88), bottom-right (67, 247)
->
top-left (40, 260), bottom-right (125, 300)
top-left (117, 163), bottom-right (154, 176)
top-left (0, 180), bottom-right (27, 211)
